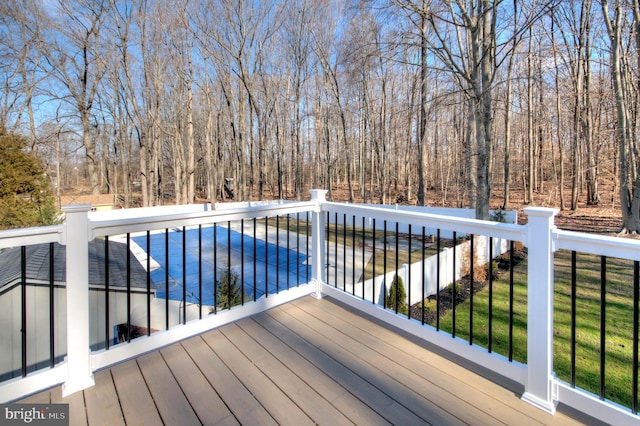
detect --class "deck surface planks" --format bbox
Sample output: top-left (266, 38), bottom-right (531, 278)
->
top-left (110, 359), bottom-right (163, 426)
top-left (18, 296), bottom-right (591, 425)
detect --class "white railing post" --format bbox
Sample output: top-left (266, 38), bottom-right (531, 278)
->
top-left (310, 190), bottom-right (328, 299)
top-left (61, 205), bottom-right (95, 396)
top-left (522, 207), bottom-right (559, 413)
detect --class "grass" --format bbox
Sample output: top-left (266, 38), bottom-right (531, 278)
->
top-left (553, 250), bottom-right (636, 407)
top-left (421, 252), bottom-right (529, 363)
top-left (417, 249), bottom-right (637, 409)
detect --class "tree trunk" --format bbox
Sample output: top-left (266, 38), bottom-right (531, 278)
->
top-left (503, 49), bottom-right (514, 209)
top-left (602, 0), bottom-right (640, 232)
top-left (417, 3), bottom-right (428, 206)
top-left (526, 28), bottom-right (534, 205)
top-left (81, 111), bottom-right (100, 195)
top-left (551, 15), bottom-right (566, 210)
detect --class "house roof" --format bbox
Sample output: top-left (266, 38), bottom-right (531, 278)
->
top-left (0, 239), bottom-right (149, 291)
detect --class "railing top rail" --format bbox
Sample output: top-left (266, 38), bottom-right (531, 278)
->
top-left (0, 224), bottom-right (64, 249)
top-left (89, 201), bottom-right (317, 238)
top-left (321, 202), bottom-right (525, 242)
top-left (554, 228), bottom-right (640, 261)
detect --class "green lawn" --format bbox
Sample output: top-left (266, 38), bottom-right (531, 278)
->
top-left (554, 250), bottom-right (636, 407)
top-left (418, 249), bottom-right (637, 409)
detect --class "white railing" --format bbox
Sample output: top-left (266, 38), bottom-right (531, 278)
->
top-left (0, 189), bottom-right (639, 424)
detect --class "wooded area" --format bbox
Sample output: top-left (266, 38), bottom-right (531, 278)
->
top-left (1, 0), bottom-right (639, 229)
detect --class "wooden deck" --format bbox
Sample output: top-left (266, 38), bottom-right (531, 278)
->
top-left (20, 296), bottom-right (594, 425)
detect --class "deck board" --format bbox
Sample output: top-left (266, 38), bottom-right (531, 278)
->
top-left (83, 369), bottom-right (125, 426)
top-left (292, 297), bottom-right (547, 425)
top-left (200, 328), bottom-right (316, 426)
top-left (50, 386), bottom-right (87, 426)
top-left (181, 335), bottom-right (278, 426)
top-left (110, 359), bottom-right (163, 426)
top-left (136, 351), bottom-right (201, 425)
top-left (235, 317), bottom-right (391, 426)
top-left (160, 343), bottom-right (236, 425)
top-left (18, 296), bottom-right (592, 425)
top-left (219, 322), bottom-right (355, 426)
top-left (281, 301), bottom-right (485, 424)
top-left (262, 306), bottom-right (438, 425)
top-left (272, 307), bottom-right (462, 424)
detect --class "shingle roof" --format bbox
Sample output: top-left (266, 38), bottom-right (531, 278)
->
top-left (0, 239), bottom-right (149, 291)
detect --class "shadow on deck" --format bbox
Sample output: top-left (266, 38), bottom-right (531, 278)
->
top-left (20, 296), bottom-right (595, 425)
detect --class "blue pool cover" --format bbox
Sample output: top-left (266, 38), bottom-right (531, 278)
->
top-left (132, 225), bottom-right (310, 306)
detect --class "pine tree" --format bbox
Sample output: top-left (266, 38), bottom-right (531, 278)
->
top-left (215, 268), bottom-right (243, 311)
top-left (0, 128), bottom-right (58, 229)
top-left (386, 274), bottom-right (408, 315)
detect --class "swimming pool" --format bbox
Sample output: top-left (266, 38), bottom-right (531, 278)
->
top-left (132, 224), bottom-right (310, 306)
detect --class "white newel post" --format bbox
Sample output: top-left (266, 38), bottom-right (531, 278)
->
top-left (61, 205), bottom-right (95, 396)
top-left (522, 207), bottom-right (558, 413)
top-left (310, 190), bottom-right (327, 299)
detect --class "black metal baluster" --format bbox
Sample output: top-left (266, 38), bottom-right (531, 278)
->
top-left (213, 224), bottom-right (218, 308)
top-left (395, 222), bottom-right (399, 314)
top-left (146, 231), bottom-right (151, 336)
top-left (408, 224), bottom-right (412, 318)
top-left (265, 217), bottom-right (269, 297)
top-left (452, 231), bottom-right (457, 338)
top-left (228, 221), bottom-right (232, 307)
top-left (326, 212), bottom-right (330, 285)
top-left (296, 212), bottom-right (300, 287)
top-left (199, 225), bottom-right (203, 318)
top-left (286, 214), bottom-right (290, 290)
top-left (253, 219), bottom-right (257, 301)
top-left (182, 227), bottom-right (186, 324)
top-left (509, 240), bottom-right (514, 361)
top-left (469, 234), bottom-right (474, 345)
top-left (126, 233), bottom-right (131, 341)
top-left (276, 216), bottom-right (280, 294)
top-left (240, 219), bottom-right (245, 305)
top-left (305, 212), bottom-right (310, 283)
top-left (298, 212), bottom-right (302, 287)
top-left (334, 213), bottom-right (338, 288)
top-left (422, 227), bottom-right (426, 325)
top-left (372, 219), bottom-right (376, 304)
top-left (633, 260), bottom-right (639, 414)
top-left (488, 237), bottom-right (493, 353)
top-left (342, 214), bottom-right (346, 291)
top-left (105, 237), bottom-right (110, 349)
top-left (437, 229), bottom-right (441, 330)
top-left (49, 242), bottom-right (55, 366)
top-left (21, 246), bottom-right (26, 377)
top-left (571, 250), bottom-right (577, 387)
top-left (165, 229), bottom-right (169, 330)
top-left (600, 255), bottom-right (607, 400)
top-left (362, 216), bottom-right (366, 300)
top-left (353, 215), bottom-right (357, 295)
top-left (383, 220), bottom-right (387, 309)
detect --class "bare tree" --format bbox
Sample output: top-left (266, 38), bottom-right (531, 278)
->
top-left (420, 0), bottom-right (499, 219)
top-left (280, 0), bottom-right (316, 200)
top-left (312, 31), bottom-right (355, 201)
top-left (0, 0), bottom-right (46, 144)
top-left (601, 0), bottom-right (640, 233)
top-left (39, 0), bottom-right (112, 195)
